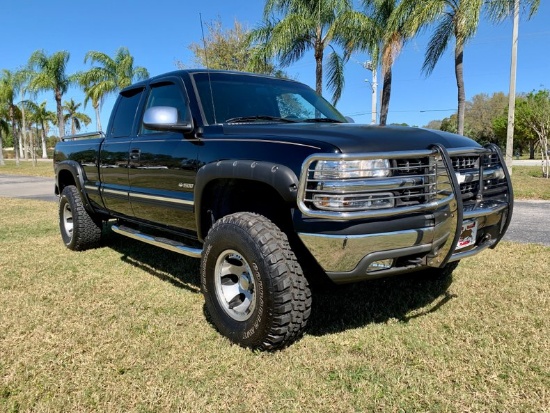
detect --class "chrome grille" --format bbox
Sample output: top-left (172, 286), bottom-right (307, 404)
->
top-left (481, 152), bottom-right (508, 196)
top-left (298, 150), bottom-right (455, 219)
top-left (298, 146), bottom-right (509, 220)
top-left (450, 148), bottom-right (507, 201)
top-left (452, 156), bottom-right (478, 172)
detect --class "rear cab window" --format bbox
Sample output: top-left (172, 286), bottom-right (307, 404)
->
top-left (109, 87), bottom-right (145, 138)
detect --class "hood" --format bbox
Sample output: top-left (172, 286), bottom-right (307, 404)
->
top-left (221, 123), bottom-right (481, 153)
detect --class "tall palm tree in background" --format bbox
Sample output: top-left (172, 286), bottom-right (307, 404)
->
top-left (342, 0), bottom-right (407, 125)
top-left (0, 108), bottom-right (8, 165)
top-left (28, 50), bottom-right (71, 139)
top-left (397, 0), bottom-right (483, 135)
top-left (78, 75), bottom-right (106, 131)
top-left (369, 0), bottom-right (409, 125)
top-left (0, 69), bottom-right (23, 165)
top-left (26, 100), bottom-right (55, 158)
top-left (250, 0), bottom-right (355, 104)
top-left (485, 0), bottom-right (539, 21)
top-left (75, 47), bottom-right (149, 131)
top-left (63, 98), bottom-right (91, 136)
top-left (17, 70), bottom-right (33, 160)
top-left (485, 0), bottom-right (540, 170)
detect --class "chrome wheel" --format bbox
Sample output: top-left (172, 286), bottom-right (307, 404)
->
top-left (62, 201), bottom-right (74, 239)
top-left (214, 249), bottom-right (256, 322)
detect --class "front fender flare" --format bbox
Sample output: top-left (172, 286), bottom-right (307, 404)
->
top-left (194, 160), bottom-right (299, 240)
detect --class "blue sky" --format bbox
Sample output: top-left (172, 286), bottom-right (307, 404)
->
top-left (2, 0), bottom-right (549, 130)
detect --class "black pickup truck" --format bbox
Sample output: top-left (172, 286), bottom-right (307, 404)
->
top-left (54, 69), bottom-right (513, 350)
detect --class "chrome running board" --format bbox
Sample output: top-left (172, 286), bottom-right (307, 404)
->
top-left (111, 224), bottom-right (202, 258)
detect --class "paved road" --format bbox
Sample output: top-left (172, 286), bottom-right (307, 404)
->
top-left (502, 200), bottom-right (550, 246)
top-left (0, 174), bottom-right (57, 202)
top-left (0, 174), bottom-right (548, 247)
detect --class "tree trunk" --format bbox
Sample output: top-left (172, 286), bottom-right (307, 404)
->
top-left (379, 66), bottom-right (392, 126)
top-left (18, 128), bottom-right (25, 160)
top-left (56, 89), bottom-right (64, 138)
top-left (21, 101), bottom-right (28, 160)
top-left (0, 129), bottom-right (4, 166)
top-left (529, 141), bottom-right (535, 159)
top-left (10, 106), bottom-right (19, 166)
top-left (315, 49), bottom-right (323, 96)
top-left (455, 43), bottom-right (466, 136)
top-left (94, 103), bottom-right (102, 131)
top-left (40, 120), bottom-right (48, 159)
top-left (32, 125), bottom-right (37, 166)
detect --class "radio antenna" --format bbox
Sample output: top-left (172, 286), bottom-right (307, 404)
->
top-left (200, 13), bottom-right (217, 124)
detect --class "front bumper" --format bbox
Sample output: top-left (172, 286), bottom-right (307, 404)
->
top-left (296, 144), bottom-right (513, 283)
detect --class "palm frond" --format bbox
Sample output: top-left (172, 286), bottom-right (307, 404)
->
top-left (485, 0), bottom-right (540, 22)
top-left (422, 13), bottom-right (454, 75)
top-left (326, 50), bottom-right (346, 105)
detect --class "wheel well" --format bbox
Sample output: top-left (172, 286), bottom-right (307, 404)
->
top-left (56, 168), bottom-right (77, 195)
top-left (199, 179), bottom-right (294, 241)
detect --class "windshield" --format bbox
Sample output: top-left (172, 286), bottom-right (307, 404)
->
top-left (191, 72), bottom-right (347, 125)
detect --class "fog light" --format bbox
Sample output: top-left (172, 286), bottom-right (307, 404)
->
top-left (367, 259), bottom-right (393, 272)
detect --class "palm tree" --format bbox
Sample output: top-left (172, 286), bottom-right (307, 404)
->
top-left (249, 0), bottom-right (356, 104)
top-left (63, 99), bottom-right (91, 136)
top-left (78, 74), bottom-right (106, 131)
top-left (342, 0), bottom-right (408, 125)
top-left (17, 70), bottom-right (33, 160)
top-left (28, 50), bottom-right (72, 138)
top-left (485, 0), bottom-right (539, 21)
top-left (397, 0), bottom-right (484, 136)
top-left (0, 109), bottom-right (9, 165)
top-left (25, 100), bottom-right (56, 158)
top-left (0, 69), bottom-right (23, 165)
top-left (74, 47), bottom-right (149, 131)
top-left (485, 0), bottom-right (540, 170)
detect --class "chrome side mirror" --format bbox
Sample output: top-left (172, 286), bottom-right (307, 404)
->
top-left (143, 106), bottom-right (193, 132)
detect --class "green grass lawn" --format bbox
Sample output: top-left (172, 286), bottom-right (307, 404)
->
top-left (0, 198), bottom-right (548, 412)
top-left (511, 166), bottom-right (550, 199)
top-left (0, 159), bottom-right (54, 178)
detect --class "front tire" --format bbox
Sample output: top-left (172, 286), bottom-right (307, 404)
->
top-left (59, 185), bottom-right (102, 251)
top-left (201, 212), bottom-right (311, 350)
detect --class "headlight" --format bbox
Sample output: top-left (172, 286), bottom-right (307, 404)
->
top-left (313, 193), bottom-right (395, 211)
top-left (313, 159), bottom-right (391, 179)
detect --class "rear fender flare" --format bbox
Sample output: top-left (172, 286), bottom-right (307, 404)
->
top-left (55, 160), bottom-right (93, 211)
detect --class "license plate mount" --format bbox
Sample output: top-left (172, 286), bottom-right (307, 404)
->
top-left (457, 220), bottom-right (478, 250)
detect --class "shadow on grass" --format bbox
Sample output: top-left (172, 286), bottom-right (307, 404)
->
top-left (102, 229), bottom-right (201, 294)
top-left (307, 271), bottom-right (455, 336)
top-left (101, 227), bottom-right (455, 338)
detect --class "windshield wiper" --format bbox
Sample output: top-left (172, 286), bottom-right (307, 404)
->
top-left (302, 118), bottom-right (343, 123)
top-left (225, 115), bottom-right (298, 124)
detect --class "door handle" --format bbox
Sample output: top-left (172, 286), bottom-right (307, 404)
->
top-left (129, 149), bottom-right (141, 161)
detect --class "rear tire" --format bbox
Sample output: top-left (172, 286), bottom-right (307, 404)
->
top-left (59, 185), bottom-right (102, 251)
top-left (201, 212), bottom-right (311, 350)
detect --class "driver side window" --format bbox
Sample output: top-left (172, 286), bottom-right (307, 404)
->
top-left (141, 82), bottom-right (190, 134)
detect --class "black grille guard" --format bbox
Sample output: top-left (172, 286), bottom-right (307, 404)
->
top-left (432, 143), bottom-right (513, 268)
top-left (297, 143), bottom-right (514, 271)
